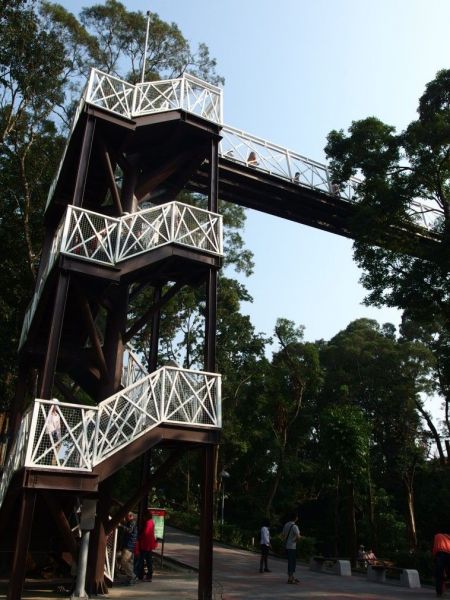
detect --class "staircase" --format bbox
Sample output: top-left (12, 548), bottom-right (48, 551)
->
top-left (0, 355), bottom-right (221, 512)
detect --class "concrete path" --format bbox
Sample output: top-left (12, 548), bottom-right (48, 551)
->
top-left (0, 526), bottom-right (441, 599)
top-left (159, 527), bottom-right (437, 599)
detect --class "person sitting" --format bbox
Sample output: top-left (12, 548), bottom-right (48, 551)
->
top-left (357, 545), bottom-right (367, 568)
top-left (365, 549), bottom-right (377, 564)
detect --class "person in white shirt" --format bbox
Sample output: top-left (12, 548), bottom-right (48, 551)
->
top-left (259, 519), bottom-right (271, 573)
top-left (282, 512), bottom-right (301, 584)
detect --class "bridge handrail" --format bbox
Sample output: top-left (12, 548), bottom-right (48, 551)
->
top-left (0, 366), bottom-right (221, 509)
top-left (219, 125), bottom-right (442, 228)
top-left (19, 201), bottom-right (223, 349)
top-left (219, 124), bottom-right (359, 202)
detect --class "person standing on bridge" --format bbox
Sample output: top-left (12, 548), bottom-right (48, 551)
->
top-left (433, 529), bottom-right (450, 597)
top-left (282, 512), bottom-right (301, 584)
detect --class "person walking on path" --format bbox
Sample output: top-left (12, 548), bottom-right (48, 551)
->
top-left (120, 512), bottom-right (138, 585)
top-left (259, 518), bottom-right (271, 573)
top-left (137, 510), bottom-right (158, 581)
top-left (433, 530), bottom-right (450, 597)
top-left (282, 512), bottom-right (301, 584)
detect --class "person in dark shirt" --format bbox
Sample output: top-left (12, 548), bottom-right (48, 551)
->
top-left (120, 512), bottom-right (138, 584)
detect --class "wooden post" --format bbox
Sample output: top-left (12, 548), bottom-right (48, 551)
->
top-left (7, 490), bottom-right (36, 600)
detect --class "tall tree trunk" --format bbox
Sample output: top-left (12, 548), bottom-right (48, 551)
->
top-left (415, 399), bottom-right (446, 464)
top-left (346, 481), bottom-right (357, 567)
top-left (333, 474), bottom-right (340, 557)
top-left (404, 477), bottom-right (417, 551)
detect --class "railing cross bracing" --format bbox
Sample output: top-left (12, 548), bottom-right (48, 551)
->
top-left (19, 201), bottom-right (223, 348)
top-left (0, 365), bottom-right (221, 510)
top-left (85, 68), bottom-right (223, 124)
top-left (218, 125), bottom-right (441, 230)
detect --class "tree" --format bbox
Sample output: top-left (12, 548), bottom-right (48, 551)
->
top-left (324, 69), bottom-right (450, 447)
top-left (78, 0), bottom-right (224, 85)
top-left (319, 403), bottom-right (370, 561)
top-left (319, 319), bottom-right (428, 553)
top-left (0, 0), bottom-right (225, 410)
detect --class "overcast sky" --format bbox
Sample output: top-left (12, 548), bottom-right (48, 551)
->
top-left (59, 0), bottom-right (450, 346)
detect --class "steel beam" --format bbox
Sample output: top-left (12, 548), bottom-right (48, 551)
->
top-left (39, 271), bottom-right (70, 399)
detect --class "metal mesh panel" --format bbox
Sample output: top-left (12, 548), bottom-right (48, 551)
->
top-left (172, 204), bottom-right (221, 254)
top-left (134, 80), bottom-right (181, 115)
top-left (86, 71), bottom-right (134, 118)
top-left (117, 202), bottom-right (222, 261)
top-left (94, 373), bottom-right (163, 464)
top-left (0, 410), bottom-right (31, 509)
top-left (117, 206), bottom-right (171, 261)
top-left (121, 348), bottom-right (149, 388)
top-left (19, 220), bottom-right (65, 348)
top-left (184, 79), bottom-right (221, 123)
top-left (105, 527), bottom-right (118, 583)
top-left (28, 401), bottom-right (96, 470)
top-left (63, 207), bottom-right (118, 265)
top-left (163, 369), bottom-right (218, 426)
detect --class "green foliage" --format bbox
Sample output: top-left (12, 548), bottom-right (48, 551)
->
top-left (325, 69), bottom-right (450, 447)
top-left (78, 0), bottom-right (224, 85)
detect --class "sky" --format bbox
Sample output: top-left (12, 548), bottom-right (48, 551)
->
top-left (58, 0), bottom-right (450, 345)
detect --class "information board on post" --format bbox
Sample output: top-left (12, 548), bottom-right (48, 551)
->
top-left (150, 507), bottom-right (166, 565)
top-left (150, 508), bottom-right (166, 540)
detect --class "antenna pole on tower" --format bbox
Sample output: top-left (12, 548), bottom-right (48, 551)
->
top-left (141, 10), bottom-right (151, 83)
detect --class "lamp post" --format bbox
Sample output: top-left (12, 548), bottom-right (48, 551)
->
top-left (220, 470), bottom-right (230, 525)
top-left (141, 10), bottom-right (151, 83)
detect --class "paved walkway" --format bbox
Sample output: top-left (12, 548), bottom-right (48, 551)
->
top-left (0, 527), bottom-right (440, 599)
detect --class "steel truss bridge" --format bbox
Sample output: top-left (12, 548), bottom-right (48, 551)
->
top-left (74, 69), bottom-right (439, 231)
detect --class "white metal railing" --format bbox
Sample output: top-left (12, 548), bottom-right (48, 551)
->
top-left (85, 69), bottom-right (223, 124)
top-left (0, 407), bottom-right (33, 510)
top-left (105, 527), bottom-right (118, 582)
top-left (47, 68), bottom-right (439, 230)
top-left (219, 124), bottom-right (357, 201)
top-left (121, 348), bottom-right (148, 389)
top-left (116, 201), bottom-right (223, 262)
top-left (0, 366), bottom-right (221, 509)
top-left (19, 201), bottom-right (223, 348)
top-left (219, 124), bottom-right (441, 228)
top-left (61, 201), bottom-right (223, 266)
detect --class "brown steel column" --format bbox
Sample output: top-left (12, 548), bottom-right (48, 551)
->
top-left (39, 270), bottom-right (70, 399)
top-left (72, 115), bottom-right (96, 208)
top-left (139, 285), bottom-right (162, 524)
top-left (7, 490), bottom-right (36, 600)
top-left (198, 137), bottom-right (219, 600)
top-left (208, 138), bottom-right (219, 213)
top-left (198, 445), bottom-right (215, 600)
